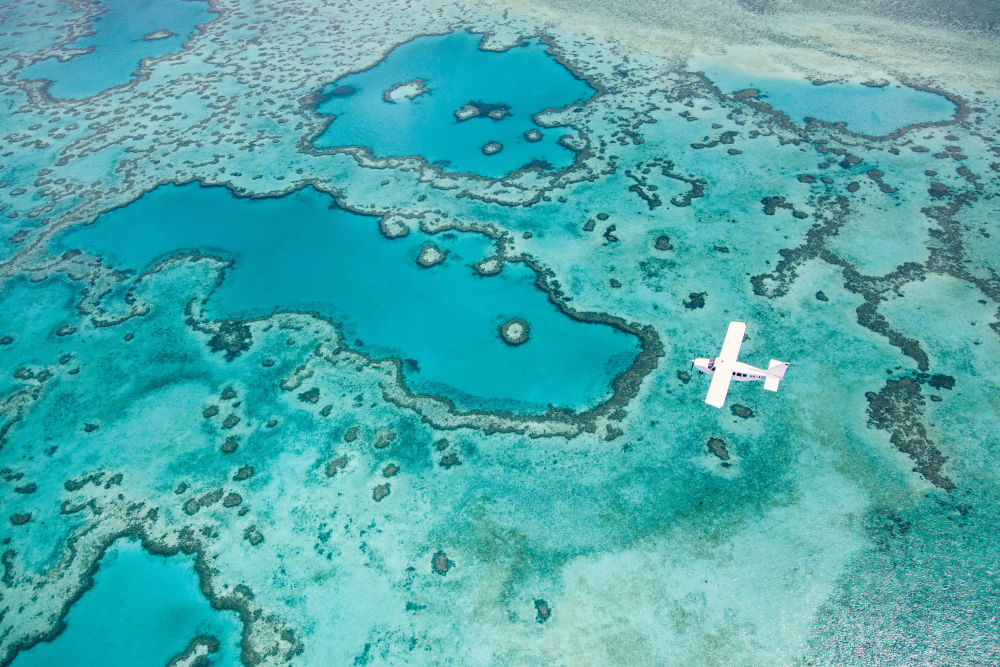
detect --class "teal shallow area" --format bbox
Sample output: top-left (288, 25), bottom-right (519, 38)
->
top-left (2, 0), bottom-right (1000, 663)
top-left (12, 539), bottom-right (242, 667)
top-left (312, 31), bottom-right (595, 178)
top-left (17, 0), bottom-right (216, 99)
top-left (56, 183), bottom-right (639, 412)
top-left (0, 277), bottom-right (80, 398)
top-left (804, 486), bottom-right (1000, 664)
top-left (701, 68), bottom-right (957, 136)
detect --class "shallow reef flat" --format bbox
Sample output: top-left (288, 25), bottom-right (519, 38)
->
top-left (0, 0), bottom-right (998, 664)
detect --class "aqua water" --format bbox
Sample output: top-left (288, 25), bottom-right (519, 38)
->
top-left (312, 31), bottom-right (595, 177)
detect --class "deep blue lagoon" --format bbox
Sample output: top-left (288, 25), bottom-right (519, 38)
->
top-left (12, 539), bottom-right (242, 667)
top-left (311, 31), bottom-right (595, 177)
top-left (57, 183), bottom-right (640, 412)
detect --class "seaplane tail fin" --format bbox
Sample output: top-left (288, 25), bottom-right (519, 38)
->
top-left (763, 360), bottom-right (789, 392)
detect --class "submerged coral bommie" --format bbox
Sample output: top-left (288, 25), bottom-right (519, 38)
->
top-left (499, 318), bottom-right (530, 345)
top-left (416, 244), bottom-right (446, 267)
top-left (383, 77), bottom-right (428, 102)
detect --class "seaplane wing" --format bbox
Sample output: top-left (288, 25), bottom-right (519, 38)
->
top-left (703, 321), bottom-right (745, 407)
top-left (717, 321), bottom-right (746, 365)
top-left (704, 366), bottom-right (733, 408)
top-left (693, 321), bottom-right (787, 408)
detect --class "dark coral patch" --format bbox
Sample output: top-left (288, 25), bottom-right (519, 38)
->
top-left (297, 387), bottom-right (320, 404)
top-left (439, 452), bottom-right (462, 469)
top-left (928, 374), bottom-right (955, 390)
top-left (654, 235), bottom-right (673, 251)
top-left (431, 550), bottom-right (453, 575)
top-left (207, 320), bottom-right (253, 361)
top-left (683, 292), bottom-right (706, 309)
top-left (325, 456), bottom-right (348, 477)
top-left (866, 377), bottom-right (954, 490)
top-left (373, 430), bottom-right (396, 449)
top-left (928, 182), bottom-right (949, 198)
top-left (243, 525), bottom-right (264, 546)
top-left (534, 599), bottom-right (551, 623)
top-left (707, 437), bottom-right (730, 460)
top-left (730, 404), bottom-right (753, 419)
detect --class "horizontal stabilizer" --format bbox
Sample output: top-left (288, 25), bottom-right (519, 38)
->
top-left (764, 360), bottom-right (788, 392)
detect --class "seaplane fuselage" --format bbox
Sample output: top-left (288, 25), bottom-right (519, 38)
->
top-left (692, 358), bottom-right (768, 382)
top-left (693, 321), bottom-right (789, 407)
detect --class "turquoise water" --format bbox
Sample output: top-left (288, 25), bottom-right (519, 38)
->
top-left (0, 276), bottom-right (80, 397)
top-left (701, 68), bottom-right (957, 136)
top-left (17, 0), bottom-right (216, 99)
top-left (312, 31), bottom-right (595, 177)
top-left (56, 183), bottom-right (640, 411)
top-left (12, 539), bottom-right (242, 667)
top-left (3, 0), bottom-right (1000, 664)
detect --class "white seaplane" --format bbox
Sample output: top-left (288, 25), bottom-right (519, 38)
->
top-left (692, 321), bottom-right (789, 408)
